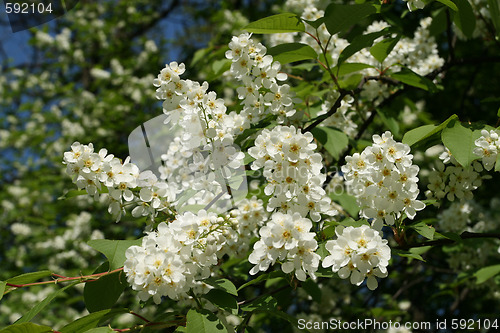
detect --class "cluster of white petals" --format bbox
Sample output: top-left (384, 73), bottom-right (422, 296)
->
top-left (228, 197), bottom-right (268, 255)
top-left (473, 129), bottom-right (500, 171)
top-left (426, 148), bottom-right (483, 202)
top-left (248, 212), bottom-right (320, 281)
top-left (342, 131), bottom-right (425, 230)
top-left (249, 125), bottom-right (335, 221)
top-left (153, 61), bottom-right (247, 212)
top-left (322, 225), bottom-right (391, 290)
top-left (124, 210), bottom-right (237, 303)
top-left (226, 32), bottom-right (297, 123)
top-left (63, 142), bottom-right (176, 221)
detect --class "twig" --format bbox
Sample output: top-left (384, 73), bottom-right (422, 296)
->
top-left (395, 231), bottom-right (500, 251)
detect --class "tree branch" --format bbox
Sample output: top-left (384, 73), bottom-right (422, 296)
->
top-left (395, 231), bottom-right (500, 251)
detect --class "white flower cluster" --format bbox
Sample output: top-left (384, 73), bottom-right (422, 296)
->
top-left (426, 147), bottom-right (482, 202)
top-left (322, 225), bottom-right (391, 290)
top-left (228, 196), bottom-right (268, 255)
top-left (124, 210), bottom-right (237, 303)
top-left (342, 131), bottom-right (425, 230)
top-left (248, 125), bottom-right (334, 221)
top-left (153, 61), bottom-right (247, 212)
top-left (248, 212), bottom-right (320, 281)
top-left (63, 142), bottom-right (176, 221)
top-left (473, 129), bottom-right (500, 171)
top-left (226, 32), bottom-right (297, 123)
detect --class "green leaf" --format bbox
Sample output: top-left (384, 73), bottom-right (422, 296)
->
top-left (329, 192), bottom-right (360, 217)
top-left (402, 114), bottom-right (458, 146)
top-left (474, 264), bottom-right (500, 284)
top-left (301, 279), bottom-right (322, 303)
top-left (392, 249), bottom-right (425, 262)
top-left (6, 271), bottom-right (52, 285)
top-left (376, 109), bottom-right (399, 136)
top-left (324, 3), bottom-right (377, 35)
top-left (0, 281), bottom-right (7, 301)
top-left (339, 217), bottom-right (369, 228)
top-left (389, 67), bottom-right (437, 92)
top-left (409, 222), bottom-right (435, 240)
top-left (241, 295), bottom-right (278, 312)
top-left (267, 43), bottom-right (317, 64)
top-left (436, 0), bottom-right (458, 11)
top-left (0, 323), bottom-right (53, 333)
top-left (88, 238), bottom-right (143, 270)
top-left (244, 13), bottom-right (304, 34)
top-left (338, 73), bottom-right (363, 90)
top-left (202, 289), bottom-right (238, 313)
top-left (211, 59), bottom-right (231, 78)
top-left (335, 62), bottom-right (374, 77)
top-left (204, 278), bottom-right (238, 296)
top-left (435, 231), bottom-right (463, 243)
top-left (453, 0), bottom-right (476, 38)
top-left (441, 121), bottom-right (481, 167)
top-left (237, 271), bottom-right (285, 291)
top-left (495, 152), bottom-right (500, 171)
top-left (488, 0), bottom-right (500, 41)
top-left (370, 37), bottom-right (400, 63)
top-left (311, 126), bottom-right (349, 160)
top-left (83, 328), bottom-right (114, 333)
top-left (60, 309), bottom-right (129, 333)
top-left (15, 281), bottom-right (79, 324)
top-left (83, 262), bottom-right (128, 313)
top-left (337, 28), bottom-right (392, 66)
top-left (186, 308), bottom-right (226, 333)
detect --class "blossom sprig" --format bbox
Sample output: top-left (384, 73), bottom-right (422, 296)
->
top-left (426, 147), bottom-right (483, 203)
top-left (63, 142), bottom-right (177, 222)
top-left (342, 131), bottom-right (425, 230)
top-left (124, 210), bottom-right (239, 303)
top-left (473, 129), bottom-right (500, 171)
top-left (248, 212), bottom-right (320, 281)
top-left (226, 32), bottom-right (298, 123)
top-left (322, 225), bottom-right (391, 290)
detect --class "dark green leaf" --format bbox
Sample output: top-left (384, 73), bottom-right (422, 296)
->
top-left (474, 264), bottom-right (500, 284)
top-left (389, 67), bottom-right (437, 92)
top-left (244, 13), bottom-right (305, 34)
top-left (267, 43), bottom-right (317, 64)
top-left (241, 295), bottom-right (278, 312)
top-left (311, 126), bottom-right (349, 160)
top-left (324, 3), bottom-right (377, 35)
top-left (402, 114), bottom-right (458, 146)
top-left (376, 109), bottom-right (399, 136)
top-left (87, 238), bottom-right (143, 270)
top-left (453, 0), bottom-right (476, 38)
top-left (15, 282), bottom-right (79, 323)
top-left (335, 62), bottom-right (374, 77)
top-left (392, 249), bottom-right (425, 262)
top-left (60, 309), bottom-right (129, 333)
top-left (237, 271), bottom-right (285, 291)
top-left (409, 222), bottom-right (435, 240)
top-left (204, 278), bottom-right (238, 296)
top-left (186, 308), bottom-right (226, 333)
top-left (337, 28), bottom-right (392, 66)
top-left (370, 37), bottom-right (400, 63)
top-left (202, 289), bottom-right (238, 313)
top-left (436, 0), bottom-right (458, 11)
top-left (6, 271), bottom-right (52, 285)
top-left (301, 279), bottom-right (322, 303)
top-left (83, 262), bottom-right (128, 313)
top-left (488, 0), bottom-right (500, 41)
top-left (0, 323), bottom-right (53, 333)
top-left (338, 73), bottom-right (363, 90)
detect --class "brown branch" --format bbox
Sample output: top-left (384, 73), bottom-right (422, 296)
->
top-left (395, 231), bottom-right (500, 251)
top-left (304, 90), bottom-right (349, 132)
top-left (5, 267), bottom-right (124, 288)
